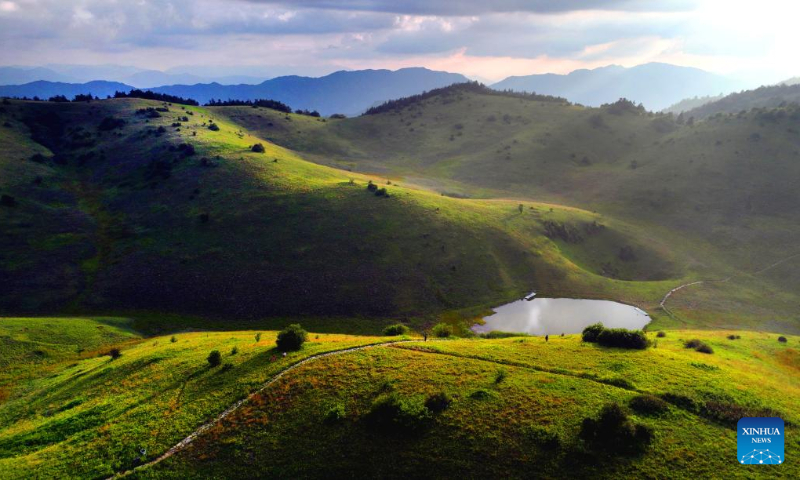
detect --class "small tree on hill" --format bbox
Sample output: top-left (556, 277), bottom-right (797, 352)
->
top-left (276, 324), bottom-right (308, 351)
top-left (207, 350), bottom-right (222, 367)
top-left (251, 143), bottom-right (265, 153)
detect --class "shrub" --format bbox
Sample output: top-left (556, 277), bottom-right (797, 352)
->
top-left (582, 323), bottom-right (604, 342)
top-left (220, 363), bottom-right (233, 373)
top-left (366, 181), bottom-right (378, 192)
top-left (276, 324), bottom-right (307, 351)
top-left (366, 393), bottom-right (432, 434)
top-left (324, 403), bottom-right (346, 424)
top-left (424, 392), bottom-right (452, 413)
top-left (207, 350), bottom-right (222, 367)
top-left (494, 368), bottom-right (507, 384)
top-left (778, 336), bottom-right (788, 343)
top-left (726, 334), bottom-right (740, 340)
top-left (432, 323), bottom-right (452, 338)
top-left (596, 328), bottom-right (650, 349)
top-left (525, 425), bottom-right (561, 450)
top-left (660, 393), bottom-right (699, 413)
top-left (208, 123), bottom-right (220, 131)
top-left (685, 339), bottom-right (713, 353)
top-left (629, 394), bottom-right (669, 416)
top-left (170, 336), bottom-right (177, 343)
top-left (579, 403), bottom-right (653, 455)
top-left (383, 324), bottom-right (409, 336)
top-left (656, 331), bottom-right (667, 338)
top-left (469, 389), bottom-right (496, 400)
top-left (374, 187), bottom-right (389, 197)
top-left (251, 143), bottom-right (265, 153)
top-left (230, 346), bottom-right (238, 355)
top-left (255, 333), bottom-right (262, 342)
top-left (107, 348), bottom-right (121, 360)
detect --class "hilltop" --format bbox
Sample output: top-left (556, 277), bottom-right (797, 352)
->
top-left (684, 83), bottom-right (800, 119)
top-left (212, 83), bottom-right (800, 332)
top-left (0, 317), bottom-right (796, 478)
top-left (0, 96), bottom-right (675, 323)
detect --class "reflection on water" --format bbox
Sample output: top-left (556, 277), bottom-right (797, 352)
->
top-left (474, 297), bottom-right (650, 336)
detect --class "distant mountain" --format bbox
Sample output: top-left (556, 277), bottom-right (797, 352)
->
top-left (0, 67), bottom-right (78, 85)
top-left (0, 80), bottom-right (133, 100)
top-left (0, 68), bottom-right (467, 115)
top-left (780, 76), bottom-right (800, 86)
top-left (492, 63), bottom-right (747, 111)
top-left (151, 68), bottom-right (469, 115)
top-left (683, 83), bottom-right (800, 119)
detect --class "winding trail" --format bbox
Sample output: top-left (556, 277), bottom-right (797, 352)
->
top-left (108, 340), bottom-right (413, 479)
top-left (659, 252), bottom-right (800, 318)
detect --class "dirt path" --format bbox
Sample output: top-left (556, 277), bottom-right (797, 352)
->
top-left (659, 252), bottom-right (800, 318)
top-left (109, 340), bottom-right (413, 479)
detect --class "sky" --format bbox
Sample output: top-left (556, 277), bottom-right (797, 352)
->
top-left (0, 0), bottom-right (797, 83)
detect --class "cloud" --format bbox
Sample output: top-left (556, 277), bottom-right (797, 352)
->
top-left (239, 0), bottom-right (699, 15)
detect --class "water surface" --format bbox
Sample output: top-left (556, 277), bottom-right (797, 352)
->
top-left (474, 297), bottom-right (650, 336)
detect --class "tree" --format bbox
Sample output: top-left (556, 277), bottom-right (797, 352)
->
top-left (276, 324), bottom-right (307, 351)
top-left (207, 350), bottom-right (222, 367)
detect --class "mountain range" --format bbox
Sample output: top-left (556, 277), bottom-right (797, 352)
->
top-left (492, 63), bottom-right (749, 111)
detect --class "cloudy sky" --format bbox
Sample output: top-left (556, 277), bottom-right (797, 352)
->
top-left (0, 0), bottom-right (796, 82)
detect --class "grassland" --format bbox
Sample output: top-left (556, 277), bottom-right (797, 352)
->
top-left (1, 318), bottom-right (796, 479)
top-left (1, 97), bottom-right (687, 328)
top-left (212, 86), bottom-right (800, 332)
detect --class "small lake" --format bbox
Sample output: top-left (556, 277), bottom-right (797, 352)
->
top-left (473, 297), bottom-right (650, 336)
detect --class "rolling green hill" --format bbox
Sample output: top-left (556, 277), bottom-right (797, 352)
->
top-left (0, 97), bottom-right (677, 325)
top-left (0, 318), bottom-right (796, 479)
top-left (212, 84), bottom-right (800, 332)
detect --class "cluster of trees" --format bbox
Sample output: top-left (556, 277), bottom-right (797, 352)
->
top-left (206, 98), bottom-right (292, 113)
top-left (582, 323), bottom-right (649, 349)
top-left (41, 94), bottom-right (99, 102)
top-left (204, 98), bottom-right (321, 117)
top-left (364, 81), bottom-right (570, 115)
top-left (113, 90), bottom-right (199, 106)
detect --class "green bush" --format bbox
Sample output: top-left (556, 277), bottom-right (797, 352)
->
top-left (255, 332), bottom-right (261, 342)
top-left (579, 403), bottom-right (653, 455)
top-left (685, 339), bottom-right (713, 353)
top-left (432, 323), bottom-right (452, 338)
top-left (366, 393), bottom-right (432, 434)
top-left (208, 122), bottom-right (220, 131)
top-left (582, 323), bottom-right (604, 342)
top-left (207, 350), bottom-right (222, 367)
top-left (656, 331), bottom-right (667, 338)
top-left (778, 336), bottom-right (788, 343)
top-left (494, 368), bottom-right (507, 384)
top-left (629, 394), bottom-right (669, 416)
top-left (383, 324), bottom-right (409, 336)
top-left (107, 348), bottom-right (121, 360)
top-left (596, 328), bottom-right (650, 349)
top-left (251, 143), bottom-right (265, 153)
top-left (276, 324), bottom-right (307, 351)
top-left (424, 392), bottom-right (452, 413)
top-left (230, 346), bottom-right (238, 355)
top-left (170, 336), bottom-right (177, 343)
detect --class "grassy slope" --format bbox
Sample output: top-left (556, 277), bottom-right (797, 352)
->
top-left (142, 330), bottom-right (799, 479)
top-left (213, 89), bottom-right (800, 332)
top-left (0, 317), bottom-right (397, 478)
top-left (0, 99), bottom-right (679, 323)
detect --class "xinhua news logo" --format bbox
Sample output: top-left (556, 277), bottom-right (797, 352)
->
top-left (738, 417), bottom-right (784, 465)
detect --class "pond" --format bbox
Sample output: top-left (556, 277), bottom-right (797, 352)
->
top-left (473, 297), bottom-right (650, 336)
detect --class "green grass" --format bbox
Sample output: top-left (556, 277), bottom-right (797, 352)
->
top-left (0, 317), bottom-right (399, 478)
top-left (1, 98), bottom-right (684, 326)
top-left (212, 87), bottom-right (800, 332)
top-left (137, 328), bottom-right (798, 479)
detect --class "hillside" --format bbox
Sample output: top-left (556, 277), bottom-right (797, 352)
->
top-left (0, 317), bottom-right (796, 478)
top-left (213, 83), bottom-right (800, 332)
top-left (491, 63), bottom-right (744, 111)
top-left (0, 97), bottom-right (678, 322)
top-left (685, 83), bottom-right (800, 119)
